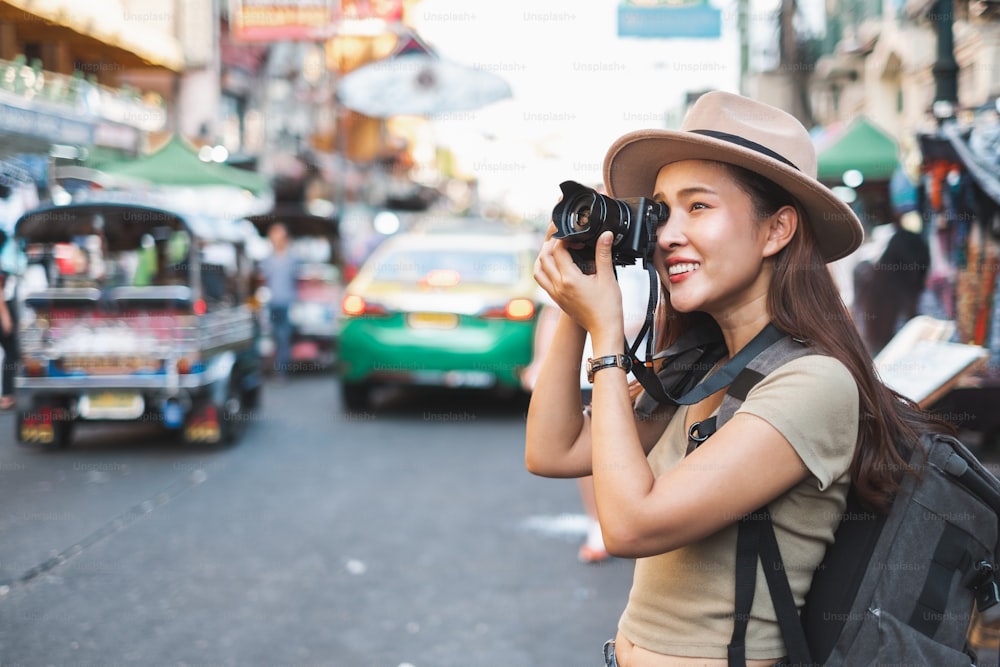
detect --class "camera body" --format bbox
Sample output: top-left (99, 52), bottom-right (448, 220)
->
top-left (551, 180), bottom-right (668, 271)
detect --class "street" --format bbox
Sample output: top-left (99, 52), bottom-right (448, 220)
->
top-left (0, 375), bottom-right (632, 667)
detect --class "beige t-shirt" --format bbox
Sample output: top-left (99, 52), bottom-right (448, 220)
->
top-left (617, 355), bottom-right (860, 661)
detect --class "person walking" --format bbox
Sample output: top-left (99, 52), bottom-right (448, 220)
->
top-left (0, 271), bottom-right (14, 410)
top-left (258, 222), bottom-right (299, 379)
top-left (0, 231), bottom-right (17, 410)
top-left (524, 91), bottom-right (953, 666)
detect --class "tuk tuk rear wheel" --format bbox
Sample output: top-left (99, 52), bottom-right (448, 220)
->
top-left (52, 419), bottom-right (74, 448)
top-left (219, 380), bottom-right (247, 445)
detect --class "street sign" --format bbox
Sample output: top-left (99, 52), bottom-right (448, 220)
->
top-left (617, 0), bottom-right (722, 39)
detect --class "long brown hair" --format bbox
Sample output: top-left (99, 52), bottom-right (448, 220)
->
top-left (651, 163), bottom-right (953, 513)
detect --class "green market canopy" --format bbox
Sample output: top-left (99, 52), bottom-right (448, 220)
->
top-left (94, 136), bottom-right (271, 196)
top-left (816, 117), bottom-right (899, 183)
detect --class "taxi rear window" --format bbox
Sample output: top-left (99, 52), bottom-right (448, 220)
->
top-left (372, 250), bottom-right (522, 285)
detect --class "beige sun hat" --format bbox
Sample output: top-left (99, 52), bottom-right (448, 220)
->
top-left (602, 90), bottom-right (864, 262)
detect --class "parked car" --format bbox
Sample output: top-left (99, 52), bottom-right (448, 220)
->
top-left (12, 201), bottom-right (263, 447)
top-left (248, 209), bottom-right (343, 371)
top-left (336, 221), bottom-right (541, 410)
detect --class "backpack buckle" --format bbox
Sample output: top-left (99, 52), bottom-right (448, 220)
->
top-left (973, 561), bottom-right (1000, 612)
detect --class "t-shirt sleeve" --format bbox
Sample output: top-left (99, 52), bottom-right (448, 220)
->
top-left (734, 355), bottom-right (859, 491)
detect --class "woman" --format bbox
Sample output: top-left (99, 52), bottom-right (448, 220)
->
top-left (525, 91), bottom-right (951, 666)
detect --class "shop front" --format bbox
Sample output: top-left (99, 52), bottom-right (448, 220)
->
top-left (911, 107), bottom-right (1000, 446)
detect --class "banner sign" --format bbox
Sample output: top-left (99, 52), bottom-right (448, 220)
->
top-left (617, 0), bottom-right (722, 38)
top-left (335, 0), bottom-right (403, 22)
top-left (230, 0), bottom-right (337, 42)
top-left (0, 99), bottom-right (94, 147)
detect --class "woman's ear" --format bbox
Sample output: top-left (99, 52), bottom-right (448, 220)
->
top-left (762, 205), bottom-right (798, 258)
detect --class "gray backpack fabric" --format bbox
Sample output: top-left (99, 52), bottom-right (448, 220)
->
top-left (677, 331), bottom-right (1000, 666)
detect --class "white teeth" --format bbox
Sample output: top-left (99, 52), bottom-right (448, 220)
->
top-left (668, 262), bottom-right (700, 276)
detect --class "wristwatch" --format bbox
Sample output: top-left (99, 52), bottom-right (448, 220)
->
top-left (586, 354), bottom-right (632, 383)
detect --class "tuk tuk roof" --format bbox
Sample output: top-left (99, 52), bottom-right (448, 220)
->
top-left (14, 202), bottom-right (249, 250)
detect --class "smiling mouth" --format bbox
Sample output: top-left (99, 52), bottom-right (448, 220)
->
top-left (667, 262), bottom-right (700, 277)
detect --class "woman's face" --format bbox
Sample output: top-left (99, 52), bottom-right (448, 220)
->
top-left (651, 160), bottom-right (777, 320)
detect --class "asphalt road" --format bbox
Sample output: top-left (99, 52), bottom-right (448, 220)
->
top-left (2, 375), bottom-right (998, 667)
top-left (0, 375), bottom-right (633, 667)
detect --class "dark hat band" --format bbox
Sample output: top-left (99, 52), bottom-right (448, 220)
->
top-left (690, 129), bottom-right (799, 171)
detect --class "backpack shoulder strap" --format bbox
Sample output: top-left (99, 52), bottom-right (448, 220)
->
top-left (686, 334), bottom-right (813, 451)
top-left (685, 333), bottom-right (817, 667)
top-left (722, 335), bottom-right (813, 421)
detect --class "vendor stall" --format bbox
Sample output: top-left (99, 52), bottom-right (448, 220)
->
top-left (914, 105), bottom-right (1000, 445)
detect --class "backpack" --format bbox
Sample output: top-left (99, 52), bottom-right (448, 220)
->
top-left (633, 323), bottom-right (1000, 666)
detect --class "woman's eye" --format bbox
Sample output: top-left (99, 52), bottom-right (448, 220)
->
top-left (691, 202), bottom-right (708, 211)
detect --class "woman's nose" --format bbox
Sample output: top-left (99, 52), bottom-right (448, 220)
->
top-left (655, 217), bottom-right (685, 250)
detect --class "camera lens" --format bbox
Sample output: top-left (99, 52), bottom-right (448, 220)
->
top-left (553, 181), bottom-right (603, 243)
top-left (552, 180), bottom-right (665, 268)
top-left (569, 201), bottom-right (592, 233)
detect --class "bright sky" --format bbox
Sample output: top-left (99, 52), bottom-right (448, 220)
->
top-left (406, 0), bottom-right (775, 220)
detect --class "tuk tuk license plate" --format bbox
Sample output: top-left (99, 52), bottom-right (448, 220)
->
top-left (79, 392), bottom-right (145, 420)
top-left (407, 312), bottom-right (459, 329)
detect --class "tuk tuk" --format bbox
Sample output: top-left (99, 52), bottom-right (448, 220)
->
top-left (247, 209), bottom-right (343, 371)
top-left (12, 201), bottom-right (263, 447)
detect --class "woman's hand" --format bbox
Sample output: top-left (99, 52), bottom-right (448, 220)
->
top-left (533, 227), bottom-right (624, 353)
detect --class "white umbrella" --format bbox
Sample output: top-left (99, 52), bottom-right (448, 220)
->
top-left (336, 32), bottom-right (512, 118)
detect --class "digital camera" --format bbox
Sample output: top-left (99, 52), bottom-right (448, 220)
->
top-left (551, 180), bottom-right (668, 272)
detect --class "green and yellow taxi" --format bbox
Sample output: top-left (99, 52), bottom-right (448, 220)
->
top-left (336, 223), bottom-right (541, 410)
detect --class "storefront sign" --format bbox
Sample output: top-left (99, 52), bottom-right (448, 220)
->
top-left (617, 0), bottom-right (722, 38)
top-left (229, 0), bottom-right (337, 42)
top-left (0, 100), bottom-right (94, 147)
top-left (336, 0), bottom-right (403, 22)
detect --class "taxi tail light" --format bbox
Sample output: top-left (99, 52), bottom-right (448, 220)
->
top-left (481, 298), bottom-right (536, 321)
top-left (341, 295), bottom-right (389, 317)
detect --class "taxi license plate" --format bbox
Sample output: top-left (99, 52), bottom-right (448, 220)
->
top-left (407, 312), bottom-right (459, 329)
top-left (79, 392), bottom-right (145, 420)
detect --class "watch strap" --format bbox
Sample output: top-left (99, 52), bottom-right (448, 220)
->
top-left (587, 354), bottom-right (632, 383)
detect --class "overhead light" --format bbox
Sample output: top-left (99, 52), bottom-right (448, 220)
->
top-left (373, 211), bottom-right (400, 235)
top-left (832, 186), bottom-right (857, 204)
top-left (842, 169), bottom-right (864, 188)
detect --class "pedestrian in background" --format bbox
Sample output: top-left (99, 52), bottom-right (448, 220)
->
top-left (0, 269), bottom-right (14, 410)
top-left (852, 215), bottom-right (930, 355)
top-left (525, 91), bottom-right (952, 666)
top-left (258, 222), bottom-right (299, 379)
top-left (0, 230), bottom-right (16, 410)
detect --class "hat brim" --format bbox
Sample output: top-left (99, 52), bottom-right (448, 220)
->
top-left (603, 129), bottom-right (864, 262)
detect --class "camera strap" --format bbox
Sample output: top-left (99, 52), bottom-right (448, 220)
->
top-left (630, 327), bottom-right (727, 416)
top-left (630, 310), bottom-right (786, 416)
top-left (625, 264), bottom-right (660, 365)
top-left (627, 265), bottom-right (731, 415)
